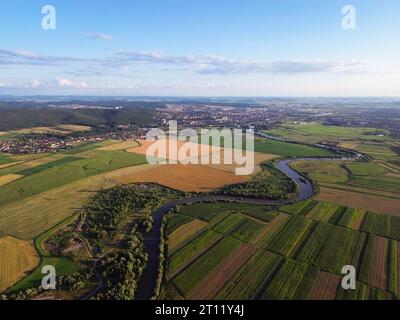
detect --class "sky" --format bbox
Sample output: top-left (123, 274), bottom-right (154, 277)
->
top-left (0, 0), bottom-right (399, 96)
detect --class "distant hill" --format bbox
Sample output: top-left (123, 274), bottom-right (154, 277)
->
top-left (0, 107), bottom-right (156, 131)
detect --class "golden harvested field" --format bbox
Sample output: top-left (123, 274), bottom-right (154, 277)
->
top-left (8, 125), bottom-right (90, 135)
top-left (128, 139), bottom-right (211, 162)
top-left (0, 132), bottom-right (6, 136)
top-left (56, 124), bottom-right (91, 132)
top-left (316, 187), bottom-right (400, 216)
top-left (128, 138), bottom-right (277, 177)
top-left (338, 141), bottom-right (359, 149)
top-left (0, 174), bottom-right (24, 187)
top-left (0, 236), bottom-right (39, 293)
top-left (168, 219), bottom-right (208, 250)
top-left (97, 140), bottom-right (139, 151)
top-left (128, 139), bottom-right (277, 169)
top-left (115, 164), bottom-right (249, 192)
top-left (12, 127), bottom-right (68, 135)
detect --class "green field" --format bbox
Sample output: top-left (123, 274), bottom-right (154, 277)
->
top-left (17, 156), bottom-right (82, 176)
top-left (216, 251), bottom-right (283, 299)
top-left (168, 230), bottom-right (221, 276)
top-left (291, 160), bottom-right (349, 184)
top-left (254, 138), bottom-right (334, 157)
top-left (266, 122), bottom-right (389, 144)
top-left (165, 200), bottom-right (400, 300)
top-left (0, 154), bottom-right (13, 165)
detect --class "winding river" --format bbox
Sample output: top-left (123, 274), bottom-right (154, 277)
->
top-left (135, 133), bottom-right (365, 300)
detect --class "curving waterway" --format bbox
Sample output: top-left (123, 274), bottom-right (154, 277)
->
top-left (135, 133), bottom-right (364, 300)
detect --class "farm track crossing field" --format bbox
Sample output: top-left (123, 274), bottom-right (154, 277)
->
top-left (0, 236), bottom-right (39, 293)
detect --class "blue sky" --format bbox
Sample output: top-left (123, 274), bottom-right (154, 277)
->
top-left (0, 0), bottom-right (399, 96)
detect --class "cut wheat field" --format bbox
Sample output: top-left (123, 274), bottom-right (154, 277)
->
top-left (0, 236), bottom-right (39, 293)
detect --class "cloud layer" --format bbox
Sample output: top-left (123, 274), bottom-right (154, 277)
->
top-left (0, 48), bottom-right (387, 77)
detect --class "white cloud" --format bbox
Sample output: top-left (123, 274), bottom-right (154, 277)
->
top-left (82, 33), bottom-right (112, 41)
top-left (57, 78), bottom-right (73, 87)
top-left (24, 79), bottom-right (41, 88)
top-left (56, 78), bottom-right (89, 89)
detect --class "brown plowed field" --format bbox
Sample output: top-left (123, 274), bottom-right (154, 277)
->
top-left (187, 244), bottom-right (257, 300)
top-left (316, 187), bottom-right (400, 216)
top-left (309, 271), bottom-right (341, 300)
top-left (370, 236), bottom-right (389, 290)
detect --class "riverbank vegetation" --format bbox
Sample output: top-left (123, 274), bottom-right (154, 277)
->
top-left (218, 163), bottom-right (297, 199)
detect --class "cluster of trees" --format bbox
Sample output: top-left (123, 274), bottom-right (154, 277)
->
top-left (82, 185), bottom-right (180, 299)
top-left (83, 185), bottom-right (167, 249)
top-left (93, 248), bottom-right (147, 300)
top-left (219, 163), bottom-right (297, 199)
top-left (57, 270), bottom-right (95, 292)
top-left (1, 287), bottom-right (43, 300)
